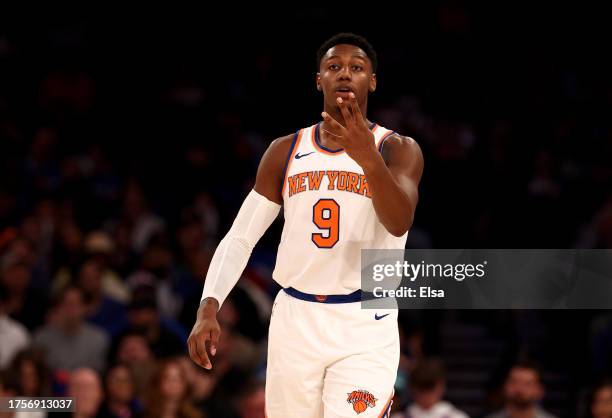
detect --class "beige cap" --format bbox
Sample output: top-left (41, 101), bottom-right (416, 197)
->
top-left (84, 231), bottom-right (115, 254)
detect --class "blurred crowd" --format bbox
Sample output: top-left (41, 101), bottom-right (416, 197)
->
top-left (1, 5), bottom-right (611, 418)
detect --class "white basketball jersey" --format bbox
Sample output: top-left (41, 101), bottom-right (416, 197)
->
top-left (272, 122), bottom-right (409, 295)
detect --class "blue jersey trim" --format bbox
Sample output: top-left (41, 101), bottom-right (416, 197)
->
top-left (378, 131), bottom-right (397, 152)
top-left (315, 122), bottom-right (344, 153)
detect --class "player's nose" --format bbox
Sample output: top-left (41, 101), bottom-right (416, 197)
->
top-left (336, 66), bottom-right (351, 81)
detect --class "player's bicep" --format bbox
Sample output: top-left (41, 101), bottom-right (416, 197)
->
top-left (385, 136), bottom-right (424, 204)
top-left (254, 135), bottom-right (293, 204)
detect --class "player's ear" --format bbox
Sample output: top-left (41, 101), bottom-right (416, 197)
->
top-left (369, 73), bottom-right (377, 93)
top-left (316, 73), bottom-right (322, 91)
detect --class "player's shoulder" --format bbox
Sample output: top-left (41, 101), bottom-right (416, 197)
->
top-left (268, 133), bottom-right (296, 153)
top-left (264, 131), bottom-right (302, 163)
top-left (383, 132), bottom-right (420, 150)
top-left (255, 132), bottom-right (301, 202)
top-left (380, 131), bottom-right (423, 164)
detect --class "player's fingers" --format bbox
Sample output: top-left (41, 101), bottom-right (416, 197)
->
top-left (210, 327), bottom-right (220, 357)
top-left (336, 97), bottom-right (355, 127)
top-left (187, 337), bottom-right (195, 361)
top-left (321, 112), bottom-right (347, 133)
top-left (348, 92), bottom-right (366, 126)
top-left (195, 334), bottom-right (212, 369)
top-left (321, 112), bottom-right (349, 146)
top-left (188, 337), bottom-right (205, 368)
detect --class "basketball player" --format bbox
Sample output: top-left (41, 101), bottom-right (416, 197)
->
top-left (188, 33), bottom-right (424, 418)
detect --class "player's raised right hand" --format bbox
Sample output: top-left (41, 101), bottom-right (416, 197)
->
top-left (188, 298), bottom-right (220, 370)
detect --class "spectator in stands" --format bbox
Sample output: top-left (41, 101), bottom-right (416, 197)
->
top-left (113, 331), bottom-right (156, 404)
top-left (590, 380), bottom-right (612, 418)
top-left (123, 285), bottom-right (186, 358)
top-left (177, 356), bottom-right (217, 416)
top-left (237, 380), bottom-right (265, 418)
top-left (136, 243), bottom-right (183, 319)
top-left (144, 358), bottom-right (202, 418)
top-left (83, 230), bottom-right (130, 303)
top-left (0, 370), bottom-right (17, 418)
top-left (53, 230), bottom-right (130, 305)
top-left (50, 220), bottom-right (83, 282)
top-left (33, 286), bottom-right (109, 373)
top-left (76, 257), bottom-right (126, 336)
top-left (117, 180), bottom-right (165, 255)
top-left (392, 358), bottom-right (469, 418)
top-left (67, 368), bottom-right (104, 418)
top-left (0, 282), bottom-right (29, 369)
top-left (3, 348), bottom-right (51, 397)
top-left (98, 363), bottom-right (143, 418)
top-left (486, 361), bottom-right (558, 418)
top-left (0, 255), bottom-right (46, 331)
top-left (1, 349), bottom-right (52, 418)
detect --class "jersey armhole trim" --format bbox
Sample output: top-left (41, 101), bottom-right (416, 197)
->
top-left (377, 130), bottom-right (397, 153)
top-left (280, 129), bottom-right (303, 197)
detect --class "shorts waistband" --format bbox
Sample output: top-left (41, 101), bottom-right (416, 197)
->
top-left (283, 287), bottom-right (362, 303)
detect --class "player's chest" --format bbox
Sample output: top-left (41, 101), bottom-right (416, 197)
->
top-left (285, 155), bottom-right (371, 199)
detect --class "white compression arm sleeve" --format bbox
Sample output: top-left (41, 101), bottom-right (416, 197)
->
top-left (201, 189), bottom-right (281, 308)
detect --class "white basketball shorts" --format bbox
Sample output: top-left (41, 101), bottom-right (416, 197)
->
top-left (265, 288), bottom-right (399, 418)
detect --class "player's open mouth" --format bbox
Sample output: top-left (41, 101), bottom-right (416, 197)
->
top-left (335, 87), bottom-right (354, 98)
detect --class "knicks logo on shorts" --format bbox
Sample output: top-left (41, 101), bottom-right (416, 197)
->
top-left (347, 390), bottom-right (377, 414)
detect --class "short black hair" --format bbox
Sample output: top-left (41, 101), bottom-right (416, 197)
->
top-left (509, 359), bottom-right (542, 383)
top-left (50, 284), bottom-right (85, 309)
top-left (317, 33), bottom-right (377, 73)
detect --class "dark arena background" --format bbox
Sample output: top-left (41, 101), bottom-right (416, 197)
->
top-left (0, 5), bottom-right (611, 418)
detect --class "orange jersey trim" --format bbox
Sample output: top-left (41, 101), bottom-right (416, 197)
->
top-left (281, 129), bottom-right (304, 196)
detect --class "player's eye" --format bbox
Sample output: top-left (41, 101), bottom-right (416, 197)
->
top-left (351, 65), bottom-right (363, 72)
top-left (329, 64), bottom-right (340, 71)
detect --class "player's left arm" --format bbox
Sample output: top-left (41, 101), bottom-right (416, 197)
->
top-left (366, 133), bottom-right (423, 236)
top-left (322, 92), bottom-right (423, 236)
